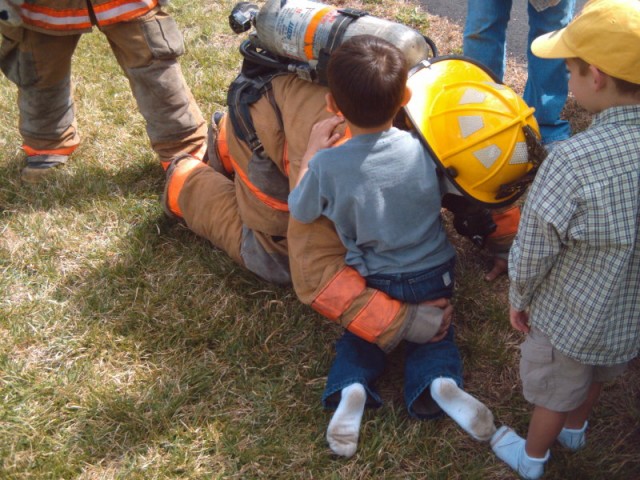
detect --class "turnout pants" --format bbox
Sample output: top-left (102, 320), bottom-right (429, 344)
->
top-left (0, 7), bottom-right (206, 166)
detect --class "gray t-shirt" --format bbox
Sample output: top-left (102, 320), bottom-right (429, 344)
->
top-left (288, 127), bottom-right (455, 276)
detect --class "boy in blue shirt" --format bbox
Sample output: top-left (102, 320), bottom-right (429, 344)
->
top-left (289, 35), bottom-right (496, 458)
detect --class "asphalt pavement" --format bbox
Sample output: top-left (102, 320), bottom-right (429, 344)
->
top-left (418, 0), bottom-right (587, 62)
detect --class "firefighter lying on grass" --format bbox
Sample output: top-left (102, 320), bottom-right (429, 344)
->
top-left (162, 44), bottom-right (544, 457)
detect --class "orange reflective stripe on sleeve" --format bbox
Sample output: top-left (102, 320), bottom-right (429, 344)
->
top-left (347, 291), bottom-right (402, 344)
top-left (20, 4), bottom-right (92, 30)
top-left (19, 0), bottom-right (156, 30)
top-left (166, 157), bottom-right (206, 218)
top-left (22, 145), bottom-right (78, 157)
top-left (488, 205), bottom-right (521, 239)
top-left (216, 115), bottom-right (235, 176)
top-left (218, 114), bottom-right (289, 212)
top-left (311, 266), bottom-right (401, 343)
top-left (92, 0), bottom-right (157, 26)
top-left (303, 7), bottom-right (333, 60)
top-left (312, 266), bottom-right (366, 320)
top-left (333, 126), bottom-right (352, 147)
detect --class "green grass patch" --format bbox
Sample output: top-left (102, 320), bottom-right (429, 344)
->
top-left (1, 1), bottom-right (638, 478)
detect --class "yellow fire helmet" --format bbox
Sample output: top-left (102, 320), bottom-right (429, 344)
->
top-left (404, 56), bottom-right (545, 208)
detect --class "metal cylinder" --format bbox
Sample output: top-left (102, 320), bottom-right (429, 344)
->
top-left (254, 0), bottom-right (430, 68)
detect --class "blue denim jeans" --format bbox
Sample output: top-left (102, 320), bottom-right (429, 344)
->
top-left (322, 257), bottom-right (462, 418)
top-left (463, 0), bottom-right (576, 143)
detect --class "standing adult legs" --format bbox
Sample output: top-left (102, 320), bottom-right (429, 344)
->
top-left (525, 0), bottom-right (575, 143)
top-left (0, 28), bottom-right (81, 180)
top-left (103, 8), bottom-right (207, 168)
top-left (463, 0), bottom-right (513, 80)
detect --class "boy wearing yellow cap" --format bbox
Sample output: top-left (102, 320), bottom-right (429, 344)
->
top-left (490, 0), bottom-right (640, 478)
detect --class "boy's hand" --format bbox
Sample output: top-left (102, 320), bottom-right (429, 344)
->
top-left (305, 115), bottom-right (345, 159)
top-left (509, 306), bottom-right (530, 333)
top-left (295, 115), bottom-right (345, 186)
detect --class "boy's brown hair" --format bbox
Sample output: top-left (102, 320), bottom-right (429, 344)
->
top-left (327, 35), bottom-right (408, 128)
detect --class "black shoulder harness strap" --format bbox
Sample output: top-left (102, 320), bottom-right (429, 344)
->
top-left (226, 69), bottom-right (290, 201)
top-left (227, 72), bottom-right (278, 153)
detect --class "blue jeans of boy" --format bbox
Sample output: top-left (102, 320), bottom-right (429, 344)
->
top-left (462, 0), bottom-right (575, 144)
top-left (322, 257), bottom-right (462, 418)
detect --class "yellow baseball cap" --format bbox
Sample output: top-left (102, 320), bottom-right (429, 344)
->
top-left (531, 0), bottom-right (640, 84)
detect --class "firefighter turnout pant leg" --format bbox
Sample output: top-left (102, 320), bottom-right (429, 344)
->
top-left (101, 7), bottom-right (207, 168)
top-left (165, 156), bottom-right (291, 285)
top-left (168, 159), bottom-right (244, 265)
top-left (0, 26), bottom-right (81, 159)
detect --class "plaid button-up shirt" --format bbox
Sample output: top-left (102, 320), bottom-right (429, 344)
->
top-left (509, 105), bottom-right (640, 365)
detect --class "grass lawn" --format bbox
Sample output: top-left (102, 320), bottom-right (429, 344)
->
top-left (1, 0), bottom-right (638, 478)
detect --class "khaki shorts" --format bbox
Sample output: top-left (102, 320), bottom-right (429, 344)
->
top-left (519, 327), bottom-right (627, 412)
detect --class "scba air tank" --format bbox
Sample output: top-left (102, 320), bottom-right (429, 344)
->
top-left (252, 0), bottom-right (432, 69)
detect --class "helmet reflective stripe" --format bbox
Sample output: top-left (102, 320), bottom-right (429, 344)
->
top-left (459, 88), bottom-right (486, 105)
top-left (509, 142), bottom-right (529, 165)
top-left (474, 144), bottom-right (501, 169)
top-left (459, 115), bottom-right (484, 138)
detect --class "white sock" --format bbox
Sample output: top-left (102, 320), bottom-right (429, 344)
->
top-left (326, 383), bottom-right (366, 458)
top-left (430, 377), bottom-right (496, 441)
top-left (557, 421), bottom-right (588, 451)
top-left (491, 426), bottom-right (548, 480)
